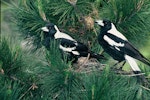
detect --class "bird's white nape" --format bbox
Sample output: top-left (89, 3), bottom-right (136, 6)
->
top-left (125, 55), bottom-right (141, 72)
top-left (54, 25), bottom-right (60, 32)
top-left (41, 27), bottom-right (49, 32)
top-left (95, 20), bottom-right (104, 26)
top-left (54, 26), bottom-right (75, 41)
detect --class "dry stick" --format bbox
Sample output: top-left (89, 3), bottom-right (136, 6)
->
top-left (123, 73), bottom-right (145, 77)
top-left (19, 83), bottom-right (36, 100)
top-left (53, 89), bottom-right (64, 99)
top-left (1, 71), bottom-right (39, 99)
top-left (76, 53), bottom-right (90, 72)
top-left (140, 85), bottom-right (150, 91)
top-left (38, 0), bottom-right (47, 21)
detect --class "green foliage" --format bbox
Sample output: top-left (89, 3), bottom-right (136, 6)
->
top-left (45, 0), bottom-right (93, 25)
top-left (0, 38), bottom-right (44, 100)
top-left (81, 69), bottom-right (149, 100)
top-left (1, 0), bottom-right (150, 99)
top-left (12, 0), bottom-right (150, 50)
top-left (12, 0), bottom-right (99, 49)
top-left (0, 80), bottom-right (23, 100)
top-left (11, 0), bottom-right (47, 49)
top-left (0, 38), bottom-right (22, 75)
top-left (39, 40), bottom-right (83, 99)
top-left (0, 38), bottom-right (150, 99)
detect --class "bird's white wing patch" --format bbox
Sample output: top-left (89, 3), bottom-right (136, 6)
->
top-left (75, 42), bottom-right (78, 46)
top-left (125, 55), bottom-right (141, 71)
top-left (59, 45), bottom-right (75, 52)
top-left (59, 45), bottom-right (79, 55)
top-left (72, 51), bottom-right (80, 55)
top-left (108, 23), bottom-right (127, 41)
top-left (115, 47), bottom-right (120, 51)
top-left (104, 35), bottom-right (125, 47)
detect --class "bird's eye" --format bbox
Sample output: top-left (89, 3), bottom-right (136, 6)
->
top-left (48, 27), bottom-right (51, 30)
top-left (104, 21), bottom-right (108, 25)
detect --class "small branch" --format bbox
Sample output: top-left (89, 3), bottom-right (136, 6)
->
top-left (67, 0), bottom-right (77, 6)
top-left (123, 73), bottom-right (145, 77)
top-left (19, 83), bottom-right (38, 100)
top-left (140, 85), bottom-right (150, 91)
top-left (37, 0), bottom-right (47, 21)
top-left (76, 53), bottom-right (90, 72)
top-left (123, 1), bottom-right (144, 22)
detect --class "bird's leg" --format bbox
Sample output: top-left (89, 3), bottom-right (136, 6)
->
top-left (111, 61), bottom-right (126, 73)
top-left (118, 61), bottom-right (126, 70)
top-left (110, 61), bottom-right (121, 71)
top-left (112, 61), bottom-right (121, 67)
top-left (133, 71), bottom-right (149, 87)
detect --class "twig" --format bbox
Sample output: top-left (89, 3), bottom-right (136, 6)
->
top-left (76, 53), bottom-right (90, 72)
top-left (79, 69), bottom-right (102, 74)
top-left (140, 85), bottom-right (150, 91)
top-left (37, 0), bottom-right (47, 21)
top-left (19, 83), bottom-right (37, 100)
top-left (123, 73), bottom-right (145, 77)
top-left (53, 89), bottom-right (64, 99)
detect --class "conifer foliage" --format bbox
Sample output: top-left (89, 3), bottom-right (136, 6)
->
top-left (1, 0), bottom-right (150, 100)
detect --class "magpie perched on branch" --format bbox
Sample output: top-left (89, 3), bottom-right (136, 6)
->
top-left (41, 23), bottom-right (105, 62)
top-left (95, 19), bottom-right (150, 74)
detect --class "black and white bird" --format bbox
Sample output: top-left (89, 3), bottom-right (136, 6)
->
top-left (41, 23), bottom-right (105, 62)
top-left (95, 19), bottom-right (150, 74)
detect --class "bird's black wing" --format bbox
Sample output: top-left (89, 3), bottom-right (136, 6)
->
top-left (106, 33), bottom-right (150, 66)
top-left (60, 38), bottom-right (88, 50)
top-left (60, 38), bottom-right (88, 53)
top-left (106, 33), bottom-right (148, 60)
top-left (121, 41), bottom-right (142, 58)
top-left (106, 33), bottom-right (125, 44)
top-left (60, 38), bottom-right (77, 47)
top-left (60, 38), bottom-right (105, 59)
top-left (74, 41), bottom-right (88, 52)
top-left (121, 41), bottom-right (150, 66)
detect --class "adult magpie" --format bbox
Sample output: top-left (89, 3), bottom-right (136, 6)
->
top-left (95, 19), bottom-right (150, 74)
top-left (41, 23), bottom-right (105, 62)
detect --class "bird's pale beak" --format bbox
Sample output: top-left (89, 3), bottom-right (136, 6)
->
top-left (41, 27), bottom-right (49, 32)
top-left (95, 20), bottom-right (104, 26)
top-left (94, 20), bottom-right (98, 23)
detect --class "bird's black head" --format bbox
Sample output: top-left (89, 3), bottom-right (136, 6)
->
top-left (95, 19), bottom-right (112, 31)
top-left (41, 23), bottom-right (58, 49)
top-left (41, 23), bottom-right (57, 38)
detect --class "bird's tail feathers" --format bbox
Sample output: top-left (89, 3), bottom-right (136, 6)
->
top-left (89, 51), bottom-right (106, 60)
top-left (125, 55), bottom-right (141, 72)
top-left (139, 57), bottom-right (150, 66)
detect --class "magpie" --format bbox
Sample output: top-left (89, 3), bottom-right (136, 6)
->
top-left (41, 23), bottom-right (105, 62)
top-left (95, 19), bottom-right (150, 74)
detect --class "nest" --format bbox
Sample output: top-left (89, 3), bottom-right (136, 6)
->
top-left (83, 16), bottom-right (94, 30)
top-left (73, 57), bottom-right (106, 73)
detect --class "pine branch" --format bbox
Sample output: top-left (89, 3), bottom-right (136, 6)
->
top-left (2, 0), bottom-right (149, 99)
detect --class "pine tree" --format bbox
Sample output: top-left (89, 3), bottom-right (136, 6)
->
top-left (1, 0), bottom-right (150, 99)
